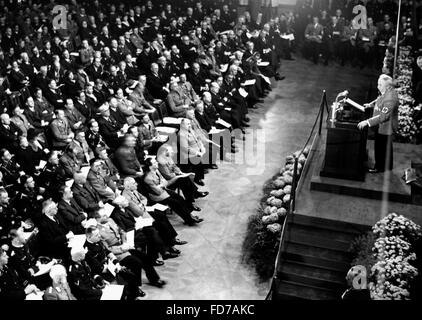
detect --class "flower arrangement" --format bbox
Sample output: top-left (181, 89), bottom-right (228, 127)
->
top-left (242, 147), bottom-right (310, 280)
top-left (394, 46), bottom-right (420, 142)
top-left (363, 213), bottom-right (422, 300)
top-left (373, 212), bottom-right (422, 243)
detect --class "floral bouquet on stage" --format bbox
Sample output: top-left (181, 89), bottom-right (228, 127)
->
top-left (394, 46), bottom-right (420, 143)
top-left (368, 213), bottom-right (421, 300)
top-left (373, 213), bottom-right (422, 243)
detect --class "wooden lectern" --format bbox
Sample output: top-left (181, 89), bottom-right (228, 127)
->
top-left (320, 99), bottom-right (368, 181)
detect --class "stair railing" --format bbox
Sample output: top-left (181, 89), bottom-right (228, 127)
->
top-left (266, 91), bottom-right (329, 300)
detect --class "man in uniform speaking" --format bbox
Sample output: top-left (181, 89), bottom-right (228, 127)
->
top-left (357, 74), bottom-right (399, 173)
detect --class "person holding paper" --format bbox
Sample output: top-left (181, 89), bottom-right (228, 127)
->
top-left (144, 157), bottom-right (203, 226)
top-left (0, 247), bottom-right (41, 300)
top-left (122, 176), bottom-right (187, 248)
top-left (94, 213), bottom-right (166, 287)
top-left (84, 228), bottom-right (147, 300)
top-left (186, 108), bottom-right (220, 169)
top-left (157, 145), bottom-right (208, 203)
top-left (358, 74), bottom-right (399, 173)
top-left (111, 196), bottom-right (180, 261)
top-left (8, 226), bottom-right (54, 291)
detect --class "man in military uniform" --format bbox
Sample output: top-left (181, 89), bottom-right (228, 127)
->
top-left (0, 148), bottom-right (22, 195)
top-left (67, 247), bottom-right (103, 300)
top-left (167, 81), bottom-right (191, 118)
top-left (358, 74), bottom-right (399, 173)
top-left (0, 189), bottom-right (22, 244)
top-left (84, 226), bottom-right (146, 300)
top-left (0, 247), bottom-right (40, 300)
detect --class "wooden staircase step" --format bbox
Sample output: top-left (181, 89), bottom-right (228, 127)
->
top-left (287, 223), bottom-right (359, 243)
top-left (282, 251), bottom-right (350, 273)
top-left (286, 231), bottom-right (351, 252)
top-left (281, 260), bottom-right (346, 283)
top-left (279, 272), bottom-right (346, 292)
top-left (291, 214), bottom-right (370, 235)
top-left (284, 241), bottom-right (352, 262)
top-left (275, 280), bottom-right (340, 300)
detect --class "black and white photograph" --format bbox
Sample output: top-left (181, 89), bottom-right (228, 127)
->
top-left (0, 0), bottom-right (421, 308)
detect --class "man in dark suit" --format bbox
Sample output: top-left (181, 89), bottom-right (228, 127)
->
top-left (136, 44), bottom-right (158, 74)
top-left (58, 185), bottom-right (88, 235)
top-left (44, 79), bottom-right (65, 109)
top-left (170, 45), bottom-right (185, 73)
top-left (97, 103), bottom-right (126, 151)
top-left (74, 91), bottom-right (95, 120)
top-left (187, 62), bottom-right (207, 95)
top-left (85, 58), bottom-right (104, 82)
top-left (179, 36), bottom-right (198, 66)
top-left (72, 171), bottom-right (103, 218)
top-left (67, 247), bottom-right (103, 300)
top-left (146, 63), bottom-right (168, 100)
top-left (37, 199), bottom-right (73, 260)
top-left (0, 113), bottom-right (22, 152)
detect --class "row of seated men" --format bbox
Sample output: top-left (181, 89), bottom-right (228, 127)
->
top-left (0, 3), bottom-right (281, 299)
top-left (301, 10), bottom-right (414, 67)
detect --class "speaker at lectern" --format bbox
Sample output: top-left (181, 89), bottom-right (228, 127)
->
top-left (320, 92), bottom-right (368, 181)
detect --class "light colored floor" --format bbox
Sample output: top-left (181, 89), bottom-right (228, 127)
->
top-left (141, 57), bottom-right (377, 299)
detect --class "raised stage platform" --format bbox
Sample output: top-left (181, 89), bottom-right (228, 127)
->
top-left (295, 129), bottom-right (422, 227)
top-left (310, 139), bottom-right (421, 205)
